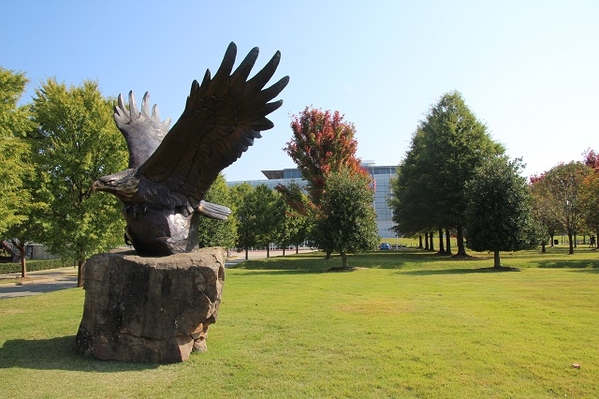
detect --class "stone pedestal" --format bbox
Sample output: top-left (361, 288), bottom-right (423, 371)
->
top-left (76, 247), bottom-right (225, 363)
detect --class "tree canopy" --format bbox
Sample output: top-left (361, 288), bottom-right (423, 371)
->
top-left (196, 174), bottom-right (237, 249)
top-left (0, 68), bottom-right (33, 238)
top-left (316, 169), bottom-right (379, 268)
top-left (284, 106), bottom-right (366, 204)
top-left (390, 91), bottom-right (504, 256)
top-left (530, 162), bottom-right (593, 254)
top-left (465, 157), bottom-right (540, 268)
top-left (30, 79), bottom-right (128, 285)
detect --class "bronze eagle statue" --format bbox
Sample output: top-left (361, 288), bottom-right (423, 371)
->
top-left (92, 42), bottom-right (289, 256)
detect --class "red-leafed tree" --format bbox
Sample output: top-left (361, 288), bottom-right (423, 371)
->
top-left (284, 106), bottom-right (368, 204)
top-left (583, 148), bottom-right (599, 171)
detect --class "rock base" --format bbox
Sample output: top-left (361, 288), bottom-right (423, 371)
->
top-left (76, 247), bottom-right (225, 363)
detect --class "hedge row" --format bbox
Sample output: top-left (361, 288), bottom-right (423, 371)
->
top-left (0, 258), bottom-right (74, 275)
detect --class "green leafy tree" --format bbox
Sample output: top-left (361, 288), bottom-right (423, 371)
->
top-left (251, 184), bottom-right (285, 258)
top-left (231, 183), bottom-right (257, 260)
top-left (30, 79), bottom-right (128, 286)
top-left (389, 130), bottom-right (437, 242)
top-left (465, 157), bottom-right (540, 268)
top-left (0, 68), bottom-right (43, 278)
top-left (275, 181), bottom-right (313, 254)
top-left (534, 162), bottom-right (593, 254)
top-left (316, 169), bottom-right (379, 269)
top-left (0, 68), bottom-right (33, 238)
top-left (580, 149), bottom-right (599, 248)
top-left (529, 173), bottom-right (562, 251)
top-left (391, 91), bottom-right (503, 257)
top-left (196, 174), bottom-right (236, 249)
top-left (231, 183), bottom-right (285, 259)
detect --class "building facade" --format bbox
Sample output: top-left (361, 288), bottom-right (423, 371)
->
top-left (227, 162), bottom-right (398, 238)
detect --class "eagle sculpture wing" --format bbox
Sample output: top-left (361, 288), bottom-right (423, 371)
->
top-left (135, 42), bottom-right (289, 210)
top-left (114, 91), bottom-right (171, 168)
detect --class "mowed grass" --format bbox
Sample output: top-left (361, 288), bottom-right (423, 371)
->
top-left (1, 247), bottom-right (598, 398)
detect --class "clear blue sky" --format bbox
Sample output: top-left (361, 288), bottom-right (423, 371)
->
top-left (2, 1), bottom-right (598, 181)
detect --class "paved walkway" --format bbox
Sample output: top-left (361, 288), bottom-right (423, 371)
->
top-left (0, 248), bottom-right (314, 299)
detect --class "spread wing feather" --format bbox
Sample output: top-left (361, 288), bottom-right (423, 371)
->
top-left (114, 91), bottom-right (171, 168)
top-left (137, 42), bottom-right (289, 209)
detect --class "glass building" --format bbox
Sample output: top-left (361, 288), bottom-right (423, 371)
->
top-left (227, 162), bottom-right (398, 238)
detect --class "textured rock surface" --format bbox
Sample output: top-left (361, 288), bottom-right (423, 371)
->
top-left (76, 247), bottom-right (225, 363)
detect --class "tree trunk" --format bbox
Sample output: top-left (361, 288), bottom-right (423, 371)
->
top-left (541, 242), bottom-right (546, 253)
top-left (445, 229), bottom-right (452, 255)
top-left (596, 227), bottom-right (599, 249)
top-left (77, 259), bottom-right (85, 287)
top-left (18, 245), bottom-right (26, 279)
top-left (567, 230), bottom-right (574, 255)
top-left (282, 246), bottom-right (286, 256)
top-left (493, 250), bottom-right (501, 268)
top-left (550, 234), bottom-right (555, 247)
top-left (341, 251), bottom-right (348, 268)
top-left (438, 228), bottom-right (445, 254)
top-left (10, 239), bottom-right (27, 278)
top-left (266, 245), bottom-right (270, 258)
top-left (455, 225), bottom-right (468, 257)
top-left (418, 235), bottom-right (423, 249)
top-left (429, 232), bottom-right (434, 251)
top-left (296, 245), bottom-right (299, 254)
top-left (245, 247), bottom-right (249, 260)
top-left (424, 233), bottom-right (429, 251)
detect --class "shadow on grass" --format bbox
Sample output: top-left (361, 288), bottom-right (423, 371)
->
top-left (537, 259), bottom-right (599, 271)
top-left (233, 250), bottom-right (485, 275)
top-left (0, 336), bottom-right (158, 371)
top-left (401, 266), bottom-right (520, 276)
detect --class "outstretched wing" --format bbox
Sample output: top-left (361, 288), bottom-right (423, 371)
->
top-left (114, 91), bottom-right (171, 168)
top-left (137, 42), bottom-right (289, 209)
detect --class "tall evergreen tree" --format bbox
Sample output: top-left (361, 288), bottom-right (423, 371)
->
top-left (391, 91), bottom-right (503, 257)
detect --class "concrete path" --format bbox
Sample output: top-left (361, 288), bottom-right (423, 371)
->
top-left (0, 248), bottom-right (314, 299)
top-left (0, 267), bottom-right (79, 299)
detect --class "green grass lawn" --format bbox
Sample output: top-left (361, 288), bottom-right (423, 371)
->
top-left (1, 247), bottom-right (598, 398)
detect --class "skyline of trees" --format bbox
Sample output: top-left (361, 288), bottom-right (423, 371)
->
top-left (3, 64), bottom-right (599, 270)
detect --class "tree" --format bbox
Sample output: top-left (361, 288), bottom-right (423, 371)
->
top-left (231, 183), bottom-right (257, 260)
top-left (580, 149), bottom-right (599, 248)
top-left (390, 91), bottom-right (503, 257)
top-left (532, 162), bottom-right (593, 254)
top-left (196, 174), bottom-right (237, 249)
top-left (251, 185), bottom-right (285, 258)
top-left (275, 182), bottom-right (312, 254)
top-left (0, 68), bottom-right (32, 238)
top-left (30, 79), bottom-right (128, 286)
top-left (231, 183), bottom-right (285, 259)
top-left (316, 169), bottom-right (379, 269)
top-left (389, 130), bottom-right (437, 243)
top-left (284, 106), bottom-right (367, 205)
top-left (0, 68), bottom-right (40, 278)
top-left (465, 157), bottom-right (540, 268)
top-left (529, 173), bottom-right (562, 251)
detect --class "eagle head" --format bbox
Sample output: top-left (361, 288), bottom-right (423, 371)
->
top-left (92, 168), bottom-right (139, 202)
